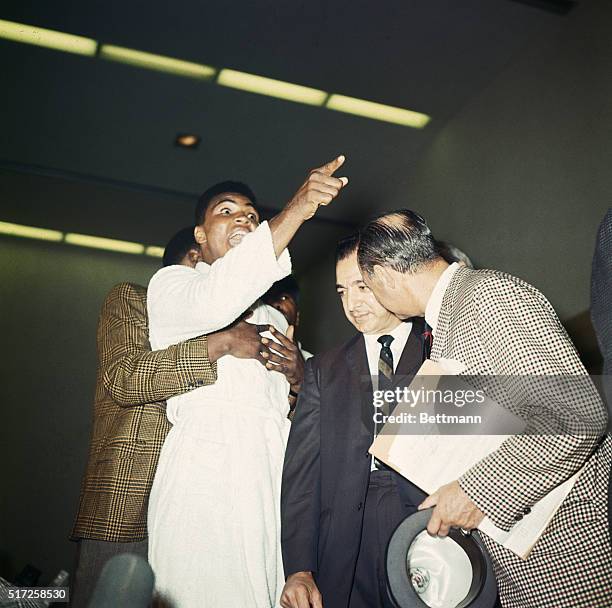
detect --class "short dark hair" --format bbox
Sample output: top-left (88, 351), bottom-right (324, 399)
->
top-left (194, 181), bottom-right (257, 225)
top-left (265, 275), bottom-right (300, 304)
top-left (434, 240), bottom-right (474, 269)
top-left (162, 226), bottom-right (198, 267)
top-left (335, 233), bottom-right (360, 265)
top-left (357, 209), bottom-right (438, 276)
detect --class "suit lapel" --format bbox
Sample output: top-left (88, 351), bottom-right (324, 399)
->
top-left (395, 317), bottom-right (426, 380)
top-left (345, 334), bottom-right (375, 437)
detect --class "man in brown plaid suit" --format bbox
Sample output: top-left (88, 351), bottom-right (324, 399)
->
top-left (70, 231), bottom-right (285, 606)
top-left (357, 209), bottom-right (611, 607)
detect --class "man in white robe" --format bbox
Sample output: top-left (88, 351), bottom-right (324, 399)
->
top-left (146, 157), bottom-right (348, 608)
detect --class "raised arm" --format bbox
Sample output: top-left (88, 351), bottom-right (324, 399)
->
top-left (148, 156), bottom-right (349, 344)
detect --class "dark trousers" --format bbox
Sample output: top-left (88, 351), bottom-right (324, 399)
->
top-left (70, 538), bottom-right (148, 607)
top-left (348, 470), bottom-right (419, 608)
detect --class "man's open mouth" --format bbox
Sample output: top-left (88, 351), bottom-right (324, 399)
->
top-left (228, 229), bottom-right (250, 247)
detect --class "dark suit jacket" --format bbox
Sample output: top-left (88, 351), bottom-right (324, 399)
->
top-left (281, 318), bottom-right (425, 608)
top-left (71, 282), bottom-right (217, 543)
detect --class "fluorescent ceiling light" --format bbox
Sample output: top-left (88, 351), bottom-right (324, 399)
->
top-left (217, 69), bottom-right (327, 106)
top-left (100, 44), bottom-right (216, 79)
top-left (326, 94), bottom-right (430, 129)
top-left (145, 246), bottom-right (164, 258)
top-left (65, 233), bottom-right (145, 255)
top-left (0, 220), bottom-right (63, 242)
top-left (0, 19), bottom-right (97, 56)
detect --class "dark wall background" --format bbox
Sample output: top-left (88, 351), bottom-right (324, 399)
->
top-left (0, 238), bottom-right (159, 582)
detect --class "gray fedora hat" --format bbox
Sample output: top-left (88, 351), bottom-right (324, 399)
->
top-left (386, 509), bottom-right (498, 608)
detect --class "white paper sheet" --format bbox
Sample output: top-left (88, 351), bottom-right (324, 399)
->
top-left (369, 359), bottom-right (581, 560)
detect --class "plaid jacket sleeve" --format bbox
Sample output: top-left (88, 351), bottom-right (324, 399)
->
top-left (458, 275), bottom-right (608, 531)
top-left (100, 282), bottom-right (217, 406)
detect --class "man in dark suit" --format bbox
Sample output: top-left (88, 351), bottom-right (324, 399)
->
top-left (280, 234), bottom-right (427, 608)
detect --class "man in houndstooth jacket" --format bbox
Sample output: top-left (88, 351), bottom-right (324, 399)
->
top-left (357, 209), bottom-right (612, 608)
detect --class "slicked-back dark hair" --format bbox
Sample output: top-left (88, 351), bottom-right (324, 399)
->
top-left (335, 233), bottom-right (360, 265)
top-left (194, 181), bottom-right (257, 225)
top-left (163, 226), bottom-right (198, 267)
top-left (358, 209), bottom-right (439, 276)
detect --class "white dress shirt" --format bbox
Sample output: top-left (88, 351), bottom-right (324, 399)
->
top-left (424, 262), bottom-right (460, 336)
top-left (363, 320), bottom-right (413, 471)
top-left (363, 320), bottom-right (414, 382)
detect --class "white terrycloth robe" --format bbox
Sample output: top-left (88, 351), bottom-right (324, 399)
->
top-left (146, 222), bottom-right (292, 608)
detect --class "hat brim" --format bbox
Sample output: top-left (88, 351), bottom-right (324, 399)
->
top-left (386, 509), bottom-right (498, 608)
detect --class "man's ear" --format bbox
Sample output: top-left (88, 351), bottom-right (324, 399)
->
top-left (194, 225), bottom-right (206, 246)
top-left (372, 264), bottom-right (395, 290)
top-left (187, 248), bottom-right (202, 266)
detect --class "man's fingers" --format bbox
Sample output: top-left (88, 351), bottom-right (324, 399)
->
top-left (262, 350), bottom-right (287, 365)
top-left (269, 327), bottom-right (297, 350)
top-left (295, 587), bottom-right (311, 608)
top-left (427, 510), bottom-right (442, 536)
top-left (418, 492), bottom-right (438, 510)
top-left (311, 589), bottom-right (323, 608)
top-left (256, 324), bottom-right (272, 334)
top-left (266, 360), bottom-right (288, 373)
top-left (339, 176), bottom-right (349, 187)
top-left (316, 154), bottom-right (345, 176)
top-left (309, 173), bottom-right (346, 191)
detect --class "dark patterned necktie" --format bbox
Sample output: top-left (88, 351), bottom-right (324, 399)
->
top-left (377, 334), bottom-right (394, 390)
top-left (374, 334), bottom-right (394, 467)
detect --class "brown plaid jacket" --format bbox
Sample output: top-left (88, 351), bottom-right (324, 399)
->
top-left (71, 282), bottom-right (217, 542)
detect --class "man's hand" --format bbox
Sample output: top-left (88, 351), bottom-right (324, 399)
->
top-left (261, 325), bottom-right (305, 392)
top-left (285, 156), bottom-right (348, 222)
top-left (418, 480), bottom-right (485, 537)
top-left (268, 155), bottom-right (348, 257)
top-left (208, 312), bottom-right (272, 365)
top-left (280, 571), bottom-right (323, 608)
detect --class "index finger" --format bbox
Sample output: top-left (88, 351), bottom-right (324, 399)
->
top-left (269, 326), bottom-right (297, 350)
top-left (315, 154), bottom-right (345, 177)
top-left (418, 492), bottom-right (438, 510)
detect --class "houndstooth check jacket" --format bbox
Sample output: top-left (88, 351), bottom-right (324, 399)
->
top-left (71, 282), bottom-right (217, 543)
top-left (431, 266), bottom-right (612, 608)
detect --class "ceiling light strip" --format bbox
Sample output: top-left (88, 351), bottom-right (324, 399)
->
top-left (0, 220), bottom-right (64, 241)
top-left (0, 19), bottom-right (431, 126)
top-left (326, 94), bottom-right (430, 128)
top-left (0, 220), bottom-right (168, 257)
top-left (0, 19), bottom-right (97, 56)
top-left (145, 246), bottom-right (164, 258)
top-left (100, 44), bottom-right (216, 79)
top-left (217, 69), bottom-right (328, 106)
top-left (65, 233), bottom-right (145, 254)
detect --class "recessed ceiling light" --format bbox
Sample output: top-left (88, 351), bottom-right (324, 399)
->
top-left (175, 133), bottom-right (201, 149)
top-left (0, 19), bottom-right (97, 56)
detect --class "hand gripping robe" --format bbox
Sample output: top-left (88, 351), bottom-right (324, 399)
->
top-left (146, 222), bottom-right (291, 608)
